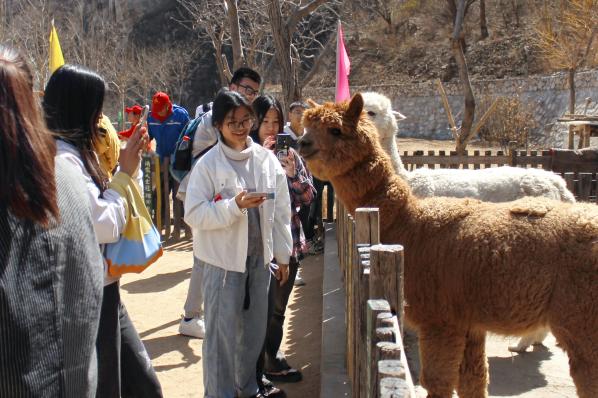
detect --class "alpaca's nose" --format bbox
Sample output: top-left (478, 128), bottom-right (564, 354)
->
top-left (297, 135), bottom-right (312, 155)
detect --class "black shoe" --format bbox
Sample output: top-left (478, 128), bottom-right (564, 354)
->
top-left (264, 368), bottom-right (303, 383)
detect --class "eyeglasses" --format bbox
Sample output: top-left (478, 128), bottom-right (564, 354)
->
top-left (226, 118), bottom-right (255, 131)
top-left (236, 83), bottom-right (259, 97)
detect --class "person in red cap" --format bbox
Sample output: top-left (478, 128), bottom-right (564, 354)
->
top-left (117, 104), bottom-right (143, 140)
top-left (147, 92), bottom-right (190, 240)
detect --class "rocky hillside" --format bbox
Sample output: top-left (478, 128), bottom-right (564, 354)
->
top-left (310, 1), bottom-right (560, 88)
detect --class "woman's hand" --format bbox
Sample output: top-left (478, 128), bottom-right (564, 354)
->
top-left (263, 135), bottom-right (276, 151)
top-left (280, 151), bottom-right (296, 178)
top-left (119, 126), bottom-right (148, 177)
top-left (275, 263), bottom-right (289, 286)
top-left (234, 190), bottom-right (266, 209)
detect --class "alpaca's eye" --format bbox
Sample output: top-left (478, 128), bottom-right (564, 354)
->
top-left (329, 128), bottom-right (342, 136)
top-left (367, 111), bottom-right (376, 117)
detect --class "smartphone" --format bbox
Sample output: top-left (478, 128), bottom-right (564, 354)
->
top-left (275, 133), bottom-right (293, 161)
top-left (245, 192), bottom-right (275, 200)
top-left (137, 105), bottom-right (149, 129)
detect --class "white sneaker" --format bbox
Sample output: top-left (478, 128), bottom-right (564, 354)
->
top-left (294, 269), bottom-right (306, 286)
top-left (179, 317), bottom-right (205, 339)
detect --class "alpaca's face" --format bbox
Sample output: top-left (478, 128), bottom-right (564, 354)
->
top-left (362, 92), bottom-right (397, 140)
top-left (298, 93), bottom-right (379, 180)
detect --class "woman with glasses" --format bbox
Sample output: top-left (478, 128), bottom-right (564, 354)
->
top-left (184, 89), bottom-right (292, 398)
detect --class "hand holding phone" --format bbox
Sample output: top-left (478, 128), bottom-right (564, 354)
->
top-left (275, 134), bottom-right (293, 161)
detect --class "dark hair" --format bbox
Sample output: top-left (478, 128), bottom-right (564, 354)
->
top-left (250, 94), bottom-right (285, 144)
top-left (211, 88), bottom-right (254, 129)
top-left (230, 67), bottom-right (262, 86)
top-left (0, 46), bottom-right (59, 227)
top-left (289, 101), bottom-right (307, 111)
top-left (43, 64), bottom-right (108, 191)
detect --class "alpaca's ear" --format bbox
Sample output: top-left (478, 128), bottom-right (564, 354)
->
top-left (343, 93), bottom-right (364, 132)
top-left (306, 99), bottom-right (320, 108)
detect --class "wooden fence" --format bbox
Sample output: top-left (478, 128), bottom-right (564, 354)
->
top-left (401, 147), bottom-right (598, 202)
top-left (336, 204), bottom-right (416, 398)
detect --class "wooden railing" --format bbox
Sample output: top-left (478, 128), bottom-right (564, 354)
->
top-left (400, 147), bottom-right (598, 202)
top-left (336, 203), bottom-right (416, 398)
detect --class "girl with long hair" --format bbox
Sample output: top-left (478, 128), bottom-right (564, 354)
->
top-left (43, 64), bottom-right (163, 398)
top-left (250, 94), bottom-right (316, 394)
top-left (0, 46), bottom-right (103, 397)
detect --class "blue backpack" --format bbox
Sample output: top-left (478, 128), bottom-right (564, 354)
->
top-left (170, 103), bottom-right (212, 182)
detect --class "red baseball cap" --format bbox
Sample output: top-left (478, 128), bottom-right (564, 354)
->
top-left (125, 105), bottom-right (143, 115)
top-left (152, 92), bottom-right (171, 112)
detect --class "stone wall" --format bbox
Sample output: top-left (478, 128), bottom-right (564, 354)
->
top-left (302, 70), bottom-right (598, 148)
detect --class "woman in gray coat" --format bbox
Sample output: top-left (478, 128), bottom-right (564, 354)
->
top-left (0, 46), bottom-right (104, 397)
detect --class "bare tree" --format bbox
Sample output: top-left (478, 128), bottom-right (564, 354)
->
top-left (479, 0), bottom-right (488, 39)
top-left (448, 0), bottom-right (477, 154)
top-left (268, 0), bottom-right (339, 108)
top-left (177, 0), bottom-right (272, 85)
top-left (533, 0), bottom-right (598, 113)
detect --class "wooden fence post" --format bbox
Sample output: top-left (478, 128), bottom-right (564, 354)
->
top-left (370, 244), bottom-right (405, 333)
top-left (367, 300), bottom-right (391, 398)
top-left (355, 208), bottom-right (380, 398)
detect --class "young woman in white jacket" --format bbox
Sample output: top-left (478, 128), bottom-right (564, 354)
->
top-left (43, 64), bottom-right (162, 398)
top-left (184, 89), bottom-right (293, 398)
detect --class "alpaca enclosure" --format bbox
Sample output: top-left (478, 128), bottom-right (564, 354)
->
top-left (299, 94), bottom-right (598, 398)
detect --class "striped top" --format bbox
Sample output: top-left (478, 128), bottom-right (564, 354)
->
top-left (0, 158), bottom-right (104, 397)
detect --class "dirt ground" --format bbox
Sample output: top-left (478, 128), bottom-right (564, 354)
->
top-left (120, 239), bottom-right (323, 398)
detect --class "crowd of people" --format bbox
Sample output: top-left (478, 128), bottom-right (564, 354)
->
top-left (0, 43), bottom-right (330, 398)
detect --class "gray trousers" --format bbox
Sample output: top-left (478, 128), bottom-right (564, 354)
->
top-left (201, 256), bottom-right (270, 398)
top-left (184, 256), bottom-right (204, 318)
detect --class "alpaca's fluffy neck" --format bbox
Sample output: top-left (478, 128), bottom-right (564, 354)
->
top-left (330, 149), bottom-right (413, 220)
top-left (380, 134), bottom-right (408, 178)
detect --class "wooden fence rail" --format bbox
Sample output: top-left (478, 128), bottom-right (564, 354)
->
top-left (400, 147), bottom-right (598, 202)
top-left (336, 203), bottom-right (416, 398)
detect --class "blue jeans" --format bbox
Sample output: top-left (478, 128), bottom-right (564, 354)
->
top-left (184, 256), bottom-right (204, 318)
top-left (201, 256), bottom-right (270, 398)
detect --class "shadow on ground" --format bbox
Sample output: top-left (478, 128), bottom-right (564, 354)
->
top-left (488, 345), bottom-right (551, 396)
top-left (143, 333), bottom-right (201, 373)
top-left (275, 253), bottom-right (324, 398)
top-left (121, 268), bottom-right (192, 294)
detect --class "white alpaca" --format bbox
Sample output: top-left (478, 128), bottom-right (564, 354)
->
top-left (362, 91), bottom-right (576, 352)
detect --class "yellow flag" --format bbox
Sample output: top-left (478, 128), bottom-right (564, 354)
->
top-left (49, 22), bottom-right (65, 74)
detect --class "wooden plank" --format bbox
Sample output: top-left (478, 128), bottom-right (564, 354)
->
top-left (355, 208), bottom-right (378, 245)
top-left (402, 154), bottom-right (512, 166)
top-left (449, 150), bottom-right (459, 169)
top-left (380, 377), bottom-right (411, 397)
top-left (427, 150), bottom-right (436, 169)
top-left (578, 173), bottom-right (593, 201)
top-left (378, 360), bottom-right (407, 398)
top-left (473, 150), bottom-right (480, 169)
top-left (484, 150), bottom-right (492, 168)
top-left (367, 300), bottom-right (391, 398)
top-left (563, 172), bottom-right (576, 195)
top-left (369, 245), bottom-right (405, 329)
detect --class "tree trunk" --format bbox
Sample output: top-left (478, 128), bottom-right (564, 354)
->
top-left (480, 0), bottom-right (488, 39)
top-left (452, 0), bottom-right (476, 155)
top-left (568, 68), bottom-right (576, 114)
top-left (224, 0), bottom-right (245, 71)
top-left (268, 0), bottom-right (301, 110)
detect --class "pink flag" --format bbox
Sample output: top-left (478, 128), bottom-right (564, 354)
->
top-left (335, 20), bottom-right (351, 102)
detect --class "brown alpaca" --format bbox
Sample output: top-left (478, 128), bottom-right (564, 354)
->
top-left (298, 93), bottom-right (598, 398)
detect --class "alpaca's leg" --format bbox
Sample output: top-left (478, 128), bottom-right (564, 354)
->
top-left (457, 330), bottom-right (488, 398)
top-left (418, 327), bottom-right (466, 398)
top-left (551, 328), bottom-right (598, 398)
top-left (531, 327), bottom-right (549, 345)
top-left (508, 333), bottom-right (535, 353)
